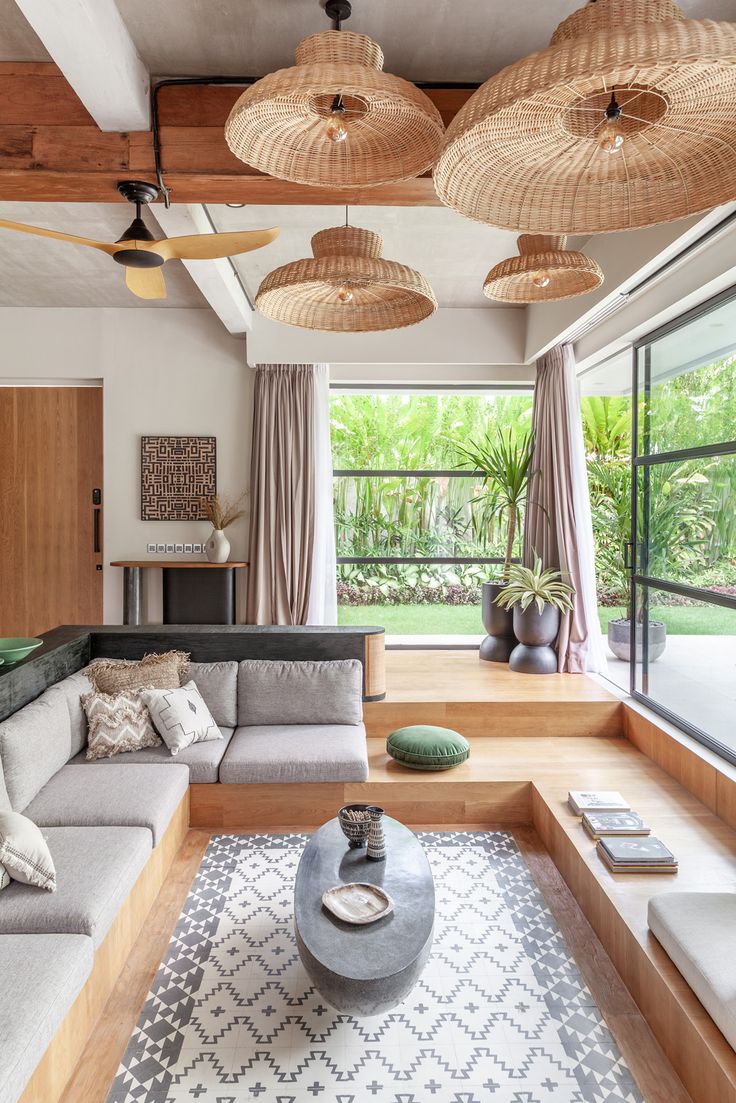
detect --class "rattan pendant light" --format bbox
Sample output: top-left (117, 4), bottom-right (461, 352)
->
top-left (483, 235), bottom-right (604, 304)
top-left (255, 224), bottom-right (437, 332)
top-left (225, 0), bottom-right (444, 189)
top-left (435, 0), bottom-right (736, 235)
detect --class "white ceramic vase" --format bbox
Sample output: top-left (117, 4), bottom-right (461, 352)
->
top-left (205, 528), bottom-right (230, 564)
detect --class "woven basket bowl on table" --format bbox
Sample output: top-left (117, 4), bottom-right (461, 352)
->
top-left (225, 30), bottom-right (444, 188)
top-left (255, 226), bottom-right (437, 333)
top-left (483, 235), bottom-right (604, 304)
top-left (434, 0), bottom-right (736, 235)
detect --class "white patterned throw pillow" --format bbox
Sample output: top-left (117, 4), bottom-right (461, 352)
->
top-left (82, 689), bottom-right (161, 760)
top-left (0, 811), bottom-right (56, 891)
top-left (140, 681), bottom-right (221, 756)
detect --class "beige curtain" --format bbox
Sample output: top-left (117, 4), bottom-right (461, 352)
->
top-left (247, 365), bottom-right (314, 625)
top-left (523, 344), bottom-right (606, 673)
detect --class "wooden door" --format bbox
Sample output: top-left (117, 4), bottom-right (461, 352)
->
top-left (0, 387), bottom-right (103, 636)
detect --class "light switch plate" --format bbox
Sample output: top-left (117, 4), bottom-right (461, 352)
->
top-left (147, 543), bottom-right (156, 554)
top-left (165, 543), bottom-right (175, 554)
top-left (193, 543), bottom-right (203, 554)
top-left (156, 543), bottom-right (165, 554)
top-left (175, 543), bottom-right (183, 553)
top-left (184, 543), bottom-right (193, 554)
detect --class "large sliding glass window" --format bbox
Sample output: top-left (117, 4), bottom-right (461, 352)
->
top-left (632, 288), bottom-right (736, 760)
top-left (330, 387), bottom-right (533, 639)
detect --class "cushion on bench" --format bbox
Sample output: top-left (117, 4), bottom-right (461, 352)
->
top-left (67, 727), bottom-right (234, 783)
top-left (185, 661), bottom-right (238, 728)
top-left (0, 826), bottom-right (151, 948)
top-left (0, 933), bottom-right (93, 1103)
top-left (54, 670), bottom-right (95, 757)
top-left (23, 763), bottom-right (189, 846)
top-left (0, 754), bottom-right (10, 813)
top-left (649, 891), bottom-right (736, 1050)
top-left (0, 687), bottom-right (72, 811)
top-left (220, 723), bottom-right (369, 784)
top-left (237, 659), bottom-right (363, 727)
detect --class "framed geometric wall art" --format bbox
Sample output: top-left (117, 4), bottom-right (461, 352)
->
top-left (140, 436), bottom-right (216, 521)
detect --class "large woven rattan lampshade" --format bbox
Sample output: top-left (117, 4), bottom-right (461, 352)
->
top-left (483, 235), bottom-right (604, 304)
top-left (435, 0), bottom-right (736, 234)
top-left (255, 226), bottom-right (437, 332)
top-left (225, 30), bottom-right (444, 188)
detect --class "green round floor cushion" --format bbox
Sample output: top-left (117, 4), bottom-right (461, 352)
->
top-left (386, 725), bottom-right (470, 771)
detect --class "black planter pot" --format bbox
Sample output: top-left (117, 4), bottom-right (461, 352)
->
top-left (480, 581), bottom-right (516, 663)
top-left (509, 603), bottom-right (560, 675)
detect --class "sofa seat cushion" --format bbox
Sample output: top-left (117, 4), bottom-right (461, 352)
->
top-left (0, 933), bottom-right (93, 1103)
top-left (0, 687), bottom-right (72, 811)
top-left (220, 724), bottom-right (369, 784)
top-left (0, 826), bottom-right (151, 948)
top-left (67, 728), bottom-right (234, 783)
top-left (649, 892), bottom-right (736, 1049)
top-left (24, 763), bottom-right (189, 847)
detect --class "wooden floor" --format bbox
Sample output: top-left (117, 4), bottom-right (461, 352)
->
top-left (364, 649), bottom-right (623, 739)
top-left (59, 824), bottom-right (691, 1103)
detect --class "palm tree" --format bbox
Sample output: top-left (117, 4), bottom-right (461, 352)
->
top-left (453, 428), bottom-right (537, 580)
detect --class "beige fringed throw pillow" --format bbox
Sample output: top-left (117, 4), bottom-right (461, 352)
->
top-left (82, 689), bottom-right (161, 760)
top-left (0, 811), bottom-right (57, 891)
top-left (86, 650), bottom-right (189, 695)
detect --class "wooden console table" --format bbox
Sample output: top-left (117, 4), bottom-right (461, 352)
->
top-left (110, 561), bottom-right (249, 626)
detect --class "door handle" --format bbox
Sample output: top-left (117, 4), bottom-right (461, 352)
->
top-left (624, 541), bottom-right (634, 571)
top-left (93, 508), bottom-right (101, 554)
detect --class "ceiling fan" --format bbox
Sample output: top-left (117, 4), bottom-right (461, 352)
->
top-left (0, 181), bottom-right (279, 300)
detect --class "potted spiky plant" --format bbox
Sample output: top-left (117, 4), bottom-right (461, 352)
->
top-left (495, 553), bottom-right (575, 674)
top-left (454, 429), bottom-right (537, 662)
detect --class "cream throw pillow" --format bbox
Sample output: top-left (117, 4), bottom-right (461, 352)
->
top-left (82, 689), bottom-right (161, 760)
top-left (0, 811), bottom-right (56, 891)
top-left (140, 681), bottom-right (221, 756)
top-left (0, 863), bottom-right (9, 891)
top-left (87, 650), bottom-right (189, 694)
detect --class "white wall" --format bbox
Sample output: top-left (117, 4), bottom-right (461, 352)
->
top-left (1, 308), bottom-right (251, 623)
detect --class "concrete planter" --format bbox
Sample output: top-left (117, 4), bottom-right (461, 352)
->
top-left (509, 603), bottom-right (560, 675)
top-left (608, 618), bottom-right (667, 663)
top-left (480, 581), bottom-right (516, 663)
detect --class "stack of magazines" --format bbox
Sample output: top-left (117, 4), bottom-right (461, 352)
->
top-left (597, 836), bottom-right (678, 874)
top-left (568, 791), bottom-right (630, 815)
top-left (582, 811), bottom-right (650, 840)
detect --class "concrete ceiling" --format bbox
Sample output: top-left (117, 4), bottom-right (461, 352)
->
top-left (0, 203), bottom-right (208, 308)
top-left (208, 203), bottom-right (527, 309)
top-left (1, 0), bottom-right (733, 79)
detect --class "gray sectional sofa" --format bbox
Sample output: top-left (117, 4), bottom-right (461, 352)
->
top-left (0, 647), bottom-right (369, 1103)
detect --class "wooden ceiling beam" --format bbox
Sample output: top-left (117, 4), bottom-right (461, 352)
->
top-left (0, 65), bottom-right (474, 205)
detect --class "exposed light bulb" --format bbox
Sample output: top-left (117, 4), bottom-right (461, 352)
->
top-left (599, 90), bottom-right (624, 155)
top-left (337, 283), bottom-right (354, 303)
top-left (326, 94), bottom-right (348, 143)
top-left (532, 270), bottom-right (551, 289)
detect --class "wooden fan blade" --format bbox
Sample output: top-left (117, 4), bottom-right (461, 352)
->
top-left (0, 218), bottom-right (120, 255)
top-left (125, 265), bottom-right (167, 300)
top-left (155, 227), bottom-right (280, 261)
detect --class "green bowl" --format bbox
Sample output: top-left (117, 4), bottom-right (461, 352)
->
top-left (0, 638), bottom-right (43, 664)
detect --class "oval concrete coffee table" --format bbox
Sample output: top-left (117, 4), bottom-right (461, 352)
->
top-left (294, 816), bottom-right (434, 1016)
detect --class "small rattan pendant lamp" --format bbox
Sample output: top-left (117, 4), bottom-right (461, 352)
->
top-left (483, 235), bottom-right (604, 304)
top-left (255, 223), bottom-right (437, 332)
top-left (435, 0), bottom-right (736, 234)
top-left (225, 0), bottom-right (444, 189)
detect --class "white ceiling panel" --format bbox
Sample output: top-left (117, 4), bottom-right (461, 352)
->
top-left (208, 203), bottom-right (523, 308)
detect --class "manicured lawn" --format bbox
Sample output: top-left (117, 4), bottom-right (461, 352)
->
top-left (338, 602), bottom-right (732, 635)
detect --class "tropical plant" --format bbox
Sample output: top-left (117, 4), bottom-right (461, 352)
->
top-left (452, 428), bottom-right (537, 580)
top-left (494, 553), bottom-right (575, 615)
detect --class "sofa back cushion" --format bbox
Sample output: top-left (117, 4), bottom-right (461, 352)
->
top-left (185, 661), bottom-right (238, 728)
top-left (0, 754), bottom-right (10, 813)
top-left (55, 671), bottom-right (95, 757)
top-left (237, 659), bottom-right (363, 727)
top-left (0, 686), bottom-right (72, 811)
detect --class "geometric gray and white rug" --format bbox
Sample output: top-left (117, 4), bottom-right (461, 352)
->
top-left (107, 832), bottom-right (644, 1103)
